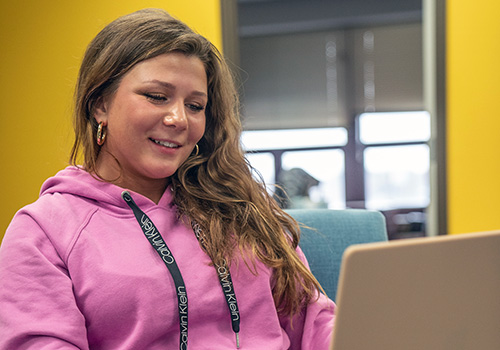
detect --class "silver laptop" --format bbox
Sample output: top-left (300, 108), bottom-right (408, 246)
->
top-left (331, 230), bottom-right (500, 350)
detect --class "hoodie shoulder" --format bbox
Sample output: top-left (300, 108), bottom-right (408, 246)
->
top-left (6, 166), bottom-right (175, 261)
top-left (11, 186), bottom-right (99, 262)
top-left (7, 167), bottom-right (127, 261)
top-left (41, 167), bottom-right (123, 205)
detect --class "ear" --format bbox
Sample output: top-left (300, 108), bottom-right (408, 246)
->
top-left (93, 96), bottom-right (109, 124)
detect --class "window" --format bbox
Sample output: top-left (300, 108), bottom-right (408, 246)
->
top-left (241, 128), bottom-right (347, 151)
top-left (359, 111), bottom-right (431, 210)
top-left (236, 16), bottom-right (427, 237)
top-left (364, 144), bottom-right (430, 209)
top-left (359, 111), bottom-right (431, 144)
top-left (243, 128), bottom-right (347, 209)
top-left (282, 149), bottom-right (346, 209)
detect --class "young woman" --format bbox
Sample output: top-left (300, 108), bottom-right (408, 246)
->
top-left (0, 8), bottom-right (334, 349)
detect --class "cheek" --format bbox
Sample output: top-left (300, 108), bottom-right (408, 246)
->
top-left (109, 106), bottom-right (152, 136)
top-left (192, 117), bottom-right (206, 143)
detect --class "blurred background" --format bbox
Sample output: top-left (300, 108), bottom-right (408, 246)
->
top-left (1, 0), bottom-right (500, 242)
top-left (234, 0), bottom-right (429, 239)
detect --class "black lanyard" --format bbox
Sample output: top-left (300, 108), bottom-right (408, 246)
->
top-left (122, 191), bottom-right (241, 349)
top-left (191, 222), bottom-right (240, 347)
top-left (122, 191), bottom-right (188, 349)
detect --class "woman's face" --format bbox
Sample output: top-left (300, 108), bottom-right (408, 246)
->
top-left (94, 52), bottom-right (207, 197)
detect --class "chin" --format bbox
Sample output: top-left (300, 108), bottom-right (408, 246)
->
top-left (151, 168), bottom-right (179, 179)
top-left (145, 160), bottom-right (188, 179)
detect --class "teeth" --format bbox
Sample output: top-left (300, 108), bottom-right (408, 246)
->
top-left (152, 139), bottom-right (179, 148)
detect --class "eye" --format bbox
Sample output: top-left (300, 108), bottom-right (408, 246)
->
top-left (144, 93), bottom-right (167, 103)
top-left (187, 103), bottom-right (206, 112)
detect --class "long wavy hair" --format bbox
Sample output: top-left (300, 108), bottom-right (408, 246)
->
top-left (70, 8), bottom-right (323, 317)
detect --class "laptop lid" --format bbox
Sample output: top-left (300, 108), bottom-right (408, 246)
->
top-left (331, 230), bottom-right (500, 350)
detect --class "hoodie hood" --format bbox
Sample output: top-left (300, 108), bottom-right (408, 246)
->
top-left (40, 166), bottom-right (174, 214)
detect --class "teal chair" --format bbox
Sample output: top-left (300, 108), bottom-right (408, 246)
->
top-left (287, 209), bottom-right (388, 301)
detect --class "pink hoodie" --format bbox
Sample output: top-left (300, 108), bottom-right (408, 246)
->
top-left (0, 166), bottom-right (334, 349)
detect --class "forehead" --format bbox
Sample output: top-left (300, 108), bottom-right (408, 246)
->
top-left (121, 52), bottom-right (208, 90)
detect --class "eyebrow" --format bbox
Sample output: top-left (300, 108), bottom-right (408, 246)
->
top-left (144, 79), bottom-right (207, 98)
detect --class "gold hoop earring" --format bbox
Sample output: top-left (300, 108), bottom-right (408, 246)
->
top-left (192, 144), bottom-right (199, 157)
top-left (97, 122), bottom-right (107, 146)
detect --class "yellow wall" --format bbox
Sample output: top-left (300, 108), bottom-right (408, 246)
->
top-left (447, 0), bottom-right (500, 233)
top-left (0, 1), bottom-right (221, 241)
top-left (5, 0), bottom-right (499, 239)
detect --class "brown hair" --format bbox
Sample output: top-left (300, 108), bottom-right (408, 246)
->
top-left (70, 8), bottom-right (323, 317)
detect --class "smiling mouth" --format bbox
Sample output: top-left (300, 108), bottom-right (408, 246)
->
top-left (151, 138), bottom-right (180, 148)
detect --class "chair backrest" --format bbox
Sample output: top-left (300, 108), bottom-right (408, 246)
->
top-left (286, 209), bottom-right (388, 301)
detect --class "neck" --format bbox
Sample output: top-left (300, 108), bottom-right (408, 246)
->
top-left (122, 178), bottom-right (168, 204)
top-left (94, 155), bottom-right (168, 204)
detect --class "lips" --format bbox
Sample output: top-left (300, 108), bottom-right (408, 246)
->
top-left (150, 138), bottom-right (180, 148)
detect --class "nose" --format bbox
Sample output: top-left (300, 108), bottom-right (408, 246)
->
top-left (163, 101), bottom-right (187, 129)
